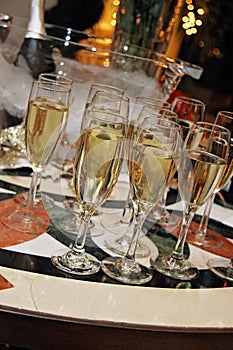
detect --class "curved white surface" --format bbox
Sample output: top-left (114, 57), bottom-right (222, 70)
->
top-left (0, 266), bottom-right (232, 331)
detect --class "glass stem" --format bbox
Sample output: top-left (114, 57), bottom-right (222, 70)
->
top-left (197, 193), bottom-right (215, 237)
top-left (160, 186), bottom-right (169, 216)
top-left (34, 172), bottom-right (42, 203)
top-left (125, 205), bottom-right (144, 261)
top-left (24, 170), bottom-right (41, 220)
top-left (72, 210), bottom-right (91, 255)
top-left (121, 189), bottom-right (132, 219)
top-left (171, 204), bottom-right (195, 260)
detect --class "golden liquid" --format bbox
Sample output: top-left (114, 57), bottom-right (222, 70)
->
top-left (179, 149), bottom-right (226, 209)
top-left (73, 127), bottom-right (124, 213)
top-left (216, 142), bottom-right (233, 190)
top-left (129, 131), bottom-right (176, 214)
top-left (25, 97), bottom-right (68, 169)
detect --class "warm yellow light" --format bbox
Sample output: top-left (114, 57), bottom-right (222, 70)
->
top-left (198, 41), bottom-right (205, 47)
top-left (197, 8), bottom-right (204, 15)
top-left (182, 16), bottom-right (189, 22)
top-left (113, 0), bottom-right (120, 6)
top-left (187, 4), bottom-right (194, 10)
top-left (213, 47), bottom-right (220, 55)
top-left (182, 23), bottom-right (189, 29)
top-left (196, 19), bottom-right (202, 26)
top-left (186, 0), bottom-right (192, 4)
top-left (186, 28), bottom-right (193, 35)
top-left (111, 19), bottom-right (116, 26)
top-left (191, 27), bottom-right (197, 34)
top-left (188, 11), bottom-right (195, 17)
top-left (112, 12), bottom-right (117, 19)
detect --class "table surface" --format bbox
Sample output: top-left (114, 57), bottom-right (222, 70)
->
top-left (0, 165), bottom-right (233, 350)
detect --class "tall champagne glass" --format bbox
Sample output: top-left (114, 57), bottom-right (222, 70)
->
top-left (102, 106), bottom-right (175, 258)
top-left (187, 111), bottom-right (233, 248)
top-left (51, 110), bottom-right (126, 275)
top-left (14, 73), bottom-right (73, 210)
top-left (150, 122), bottom-right (230, 280)
top-left (101, 117), bottom-right (181, 285)
top-left (58, 90), bottom-right (129, 235)
top-left (1, 80), bottom-right (71, 233)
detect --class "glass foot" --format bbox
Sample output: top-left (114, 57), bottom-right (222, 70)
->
top-left (101, 256), bottom-right (153, 285)
top-left (101, 216), bottom-right (130, 233)
top-left (1, 208), bottom-right (49, 234)
top-left (147, 208), bottom-right (179, 227)
top-left (187, 230), bottom-right (223, 248)
top-left (208, 258), bottom-right (233, 282)
top-left (150, 254), bottom-right (199, 281)
top-left (51, 249), bottom-right (100, 275)
top-left (105, 234), bottom-right (150, 258)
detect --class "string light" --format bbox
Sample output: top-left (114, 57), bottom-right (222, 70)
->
top-left (182, 0), bottom-right (204, 35)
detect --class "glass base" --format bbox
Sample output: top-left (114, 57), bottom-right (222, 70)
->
top-left (51, 249), bottom-right (100, 276)
top-left (187, 229), bottom-right (223, 248)
top-left (101, 256), bottom-right (153, 285)
top-left (147, 208), bottom-right (179, 227)
top-left (208, 258), bottom-right (233, 282)
top-left (15, 192), bottom-right (54, 210)
top-left (150, 254), bottom-right (199, 281)
top-left (105, 234), bottom-right (150, 258)
top-left (101, 215), bottom-right (130, 234)
top-left (1, 209), bottom-right (49, 234)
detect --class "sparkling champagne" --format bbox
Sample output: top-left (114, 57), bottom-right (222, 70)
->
top-left (73, 127), bottom-right (124, 213)
top-left (25, 97), bottom-right (68, 168)
top-left (129, 130), bottom-right (177, 214)
top-left (179, 149), bottom-right (226, 208)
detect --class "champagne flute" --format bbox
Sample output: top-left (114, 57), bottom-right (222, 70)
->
top-left (1, 80), bottom-right (71, 233)
top-left (150, 122), bottom-right (230, 280)
top-left (51, 110), bottom-right (126, 275)
top-left (102, 106), bottom-right (174, 258)
top-left (103, 100), bottom-right (173, 229)
top-left (187, 111), bottom-right (233, 248)
top-left (58, 90), bottom-right (129, 235)
top-left (14, 73), bottom-right (73, 210)
top-left (101, 117), bottom-right (181, 285)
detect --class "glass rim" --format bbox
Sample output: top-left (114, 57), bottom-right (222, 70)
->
top-left (172, 96), bottom-right (206, 107)
top-left (39, 73), bottom-right (73, 85)
top-left (87, 108), bottom-right (128, 122)
top-left (194, 121), bottom-right (231, 135)
top-left (32, 79), bottom-right (71, 93)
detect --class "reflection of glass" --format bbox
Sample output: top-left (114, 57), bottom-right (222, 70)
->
top-left (151, 122), bottom-right (230, 280)
top-left (101, 117), bottom-right (181, 285)
top-left (1, 80), bottom-right (71, 233)
top-left (187, 111), bottom-right (233, 248)
top-left (51, 110), bottom-right (126, 275)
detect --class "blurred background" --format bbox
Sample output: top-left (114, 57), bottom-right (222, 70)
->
top-left (1, 0), bottom-right (232, 118)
